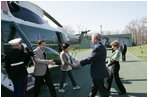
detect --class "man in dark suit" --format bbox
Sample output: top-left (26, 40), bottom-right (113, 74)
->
top-left (120, 41), bottom-right (127, 61)
top-left (78, 33), bottom-right (109, 97)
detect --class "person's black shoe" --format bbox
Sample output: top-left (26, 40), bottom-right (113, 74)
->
top-left (107, 91), bottom-right (110, 97)
top-left (118, 91), bottom-right (127, 95)
top-left (105, 88), bottom-right (110, 96)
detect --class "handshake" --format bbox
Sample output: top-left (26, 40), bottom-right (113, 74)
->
top-left (76, 61), bottom-right (80, 65)
top-left (49, 59), bottom-right (56, 65)
top-left (72, 60), bottom-right (80, 68)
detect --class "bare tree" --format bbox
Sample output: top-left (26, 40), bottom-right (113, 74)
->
top-left (62, 25), bottom-right (75, 34)
top-left (123, 17), bottom-right (147, 45)
top-left (105, 31), bottom-right (112, 35)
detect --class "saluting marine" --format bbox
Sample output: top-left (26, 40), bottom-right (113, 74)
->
top-left (5, 38), bottom-right (34, 97)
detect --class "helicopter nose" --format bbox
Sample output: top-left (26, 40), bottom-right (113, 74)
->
top-left (46, 53), bottom-right (61, 65)
top-left (44, 47), bottom-right (61, 65)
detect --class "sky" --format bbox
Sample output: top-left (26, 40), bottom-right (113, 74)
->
top-left (31, 1), bottom-right (147, 34)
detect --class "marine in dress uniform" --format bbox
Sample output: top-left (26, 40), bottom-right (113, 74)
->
top-left (5, 38), bottom-right (34, 97)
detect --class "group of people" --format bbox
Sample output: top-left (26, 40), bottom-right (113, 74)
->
top-left (5, 33), bottom-right (127, 97)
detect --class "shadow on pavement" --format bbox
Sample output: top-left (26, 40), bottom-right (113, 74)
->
top-left (105, 78), bottom-right (147, 97)
top-left (122, 60), bottom-right (145, 62)
top-left (110, 91), bottom-right (147, 97)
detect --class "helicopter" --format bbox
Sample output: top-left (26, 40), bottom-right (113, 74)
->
top-left (1, 1), bottom-right (90, 92)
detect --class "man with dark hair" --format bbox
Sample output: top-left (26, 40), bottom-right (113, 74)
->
top-left (78, 33), bottom-right (109, 97)
top-left (120, 41), bottom-right (127, 61)
top-left (33, 40), bottom-right (57, 97)
top-left (38, 40), bottom-right (45, 45)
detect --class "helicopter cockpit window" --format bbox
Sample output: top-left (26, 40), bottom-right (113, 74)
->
top-left (39, 31), bottom-right (58, 44)
top-left (25, 32), bottom-right (39, 44)
top-left (62, 33), bottom-right (68, 43)
top-left (7, 2), bottom-right (45, 24)
top-left (2, 22), bottom-right (16, 42)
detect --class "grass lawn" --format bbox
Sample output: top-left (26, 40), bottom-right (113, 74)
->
top-left (128, 45), bottom-right (147, 61)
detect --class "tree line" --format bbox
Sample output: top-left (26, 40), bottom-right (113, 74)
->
top-left (62, 17), bottom-right (147, 46)
top-left (123, 17), bottom-right (147, 45)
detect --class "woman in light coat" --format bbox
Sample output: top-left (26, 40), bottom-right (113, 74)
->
top-left (59, 43), bottom-right (80, 93)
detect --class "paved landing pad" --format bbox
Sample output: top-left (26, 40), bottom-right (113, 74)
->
top-left (1, 49), bottom-right (147, 97)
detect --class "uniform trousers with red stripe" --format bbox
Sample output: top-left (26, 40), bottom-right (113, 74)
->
top-left (11, 76), bottom-right (27, 97)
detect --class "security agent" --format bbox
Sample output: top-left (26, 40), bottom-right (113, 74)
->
top-left (120, 41), bottom-right (127, 61)
top-left (5, 38), bottom-right (34, 97)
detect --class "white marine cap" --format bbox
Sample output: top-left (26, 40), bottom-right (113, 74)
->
top-left (8, 38), bottom-right (22, 45)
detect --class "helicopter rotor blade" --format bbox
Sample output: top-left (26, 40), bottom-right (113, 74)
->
top-left (43, 9), bottom-right (63, 27)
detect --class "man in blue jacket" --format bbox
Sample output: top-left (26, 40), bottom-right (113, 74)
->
top-left (79, 33), bottom-right (109, 97)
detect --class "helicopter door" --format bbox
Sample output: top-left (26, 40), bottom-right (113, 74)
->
top-left (56, 32), bottom-right (62, 52)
